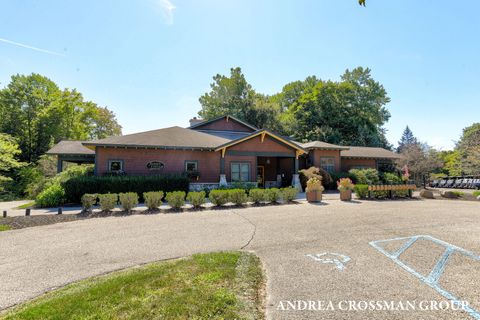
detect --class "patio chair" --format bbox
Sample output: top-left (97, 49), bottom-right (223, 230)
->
top-left (430, 179), bottom-right (439, 188)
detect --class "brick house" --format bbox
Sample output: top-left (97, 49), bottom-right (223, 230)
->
top-left (47, 115), bottom-right (401, 190)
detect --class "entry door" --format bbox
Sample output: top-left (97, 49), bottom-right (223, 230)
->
top-left (257, 166), bottom-right (265, 188)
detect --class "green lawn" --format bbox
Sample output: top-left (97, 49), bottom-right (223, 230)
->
top-left (0, 225), bottom-right (11, 232)
top-left (1, 251), bottom-right (264, 320)
top-left (15, 202), bottom-right (35, 210)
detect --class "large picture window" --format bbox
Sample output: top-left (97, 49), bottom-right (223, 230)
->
top-left (231, 163), bottom-right (250, 182)
top-left (320, 157), bottom-right (335, 172)
top-left (108, 160), bottom-right (124, 172)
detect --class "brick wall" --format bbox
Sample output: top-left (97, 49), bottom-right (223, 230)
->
top-left (310, 149), bottom-right (342, 172)
top-left (341, 158), bottom-right (377, 172)
top-left (96, 147), bottom-right (220, 182)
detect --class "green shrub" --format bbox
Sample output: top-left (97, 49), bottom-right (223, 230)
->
top-left (265, 188), bottom-right (281, 203)
top-left (452, 191), bottom-right (464, 198)
top-left (186, 191), bottom-right (206, 208)
top-left (81, 194), bottom-right (98, 211)
top-left (62, 175), bottom-right (189, 203)
top-left (353, 184), bottom-right (369, 199)
top-left (382, 172), bottom-right (402, 184)
top-left (349, 169), bottom-right (380, 185)
top-left (281, 187), bottom-right (298, 202)
top-left (35, 184), bottom-right (66, 208)
top-left (119, 192), bottom-right (139, 211)
top-left (143, 191), bottom-right (164, 210)
top-left (98, 193), bottom-right (118, 211)
top-left (209, 189), bottom-right (229, 206)
top-left (329, 172), bottom-right (356, 190)
top-left (249, 189), bottom-right (267, 203)
top-left (228, 189), bottom-right (248, 205)
top-left (473, 191), bottom-right (480, 197)
top-left (165, 191), bottom-right (186, 209)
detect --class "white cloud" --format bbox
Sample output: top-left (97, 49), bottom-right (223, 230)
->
top-left (0, 38), bottom-right (65, 57)
top-left (158, 0), bottom-right (176, 25)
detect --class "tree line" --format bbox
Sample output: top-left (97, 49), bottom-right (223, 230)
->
top-left (0, 73), bottom-right (122, 197)
top-left (198, 67), bottom-right (392, 148)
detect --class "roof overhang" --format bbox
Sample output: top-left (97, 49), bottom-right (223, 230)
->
top-left (214, 130), bottom-right (307, 157)
top-left (82, 142), bottom-right (216, 151)
top-left (189, 115), bottom-right (258, 131)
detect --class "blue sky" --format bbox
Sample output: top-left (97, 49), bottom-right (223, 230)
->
top-left (1, 0), bottom-right (479, 150)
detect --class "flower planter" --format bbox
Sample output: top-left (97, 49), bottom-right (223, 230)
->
top-left (306, 190), bottom-right (323, 202)
top-left (339, 189), bottom-right (352, 201)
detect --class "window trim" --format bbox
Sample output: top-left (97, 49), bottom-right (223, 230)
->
top-left (184, 160), bottom-right (199, 172)
top-left (108, 159), bottom-right (124, 172)
top-left (319, 156), bottom-right (335, 172)
top-left (230, 162), bottom-right (251, 182)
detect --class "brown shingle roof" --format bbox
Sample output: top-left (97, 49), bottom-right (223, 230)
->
top-left (46, 140), bottom-right (95, 155)
top-left (302, 141), bottom-right (349, 150)
top-left (341, 146), bottom-right (401, 159)
top-left (83, 126), bottom-right (230, 150)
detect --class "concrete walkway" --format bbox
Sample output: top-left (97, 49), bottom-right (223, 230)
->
top-left (1, 199), bottom-right (479, 319)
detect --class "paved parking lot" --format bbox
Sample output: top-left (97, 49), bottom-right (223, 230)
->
top-left (0, 199), bottom-right (479, 319)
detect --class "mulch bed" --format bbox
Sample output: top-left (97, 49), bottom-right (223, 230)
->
top-left (0, 201), bottom-right (301, 231)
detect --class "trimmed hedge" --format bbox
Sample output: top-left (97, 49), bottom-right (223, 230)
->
top-left (281, 187), bottom-right (298, 202)
top-left (165, 191), bottom-right (186, 209)
top-left (228, 189), bottom-right (248, 205)
top-left (187, 191), bottom-right (206, 208)
top-left (63, 175), bottom-right (189, 203)
top-left (81, 194), bottom-right (97, 211)
top-left (98, 194), bottom-right (118, 211)
top-left (353, 184), bottom-right (369, 199)
top-left (144, 191), bottom-right (164, 210)
top-left (249, 189), bottom-right (267, 203)
top-left (119, 192), bottom-right (139, 211)
top-left (209, 189), bottom-right (230, 206)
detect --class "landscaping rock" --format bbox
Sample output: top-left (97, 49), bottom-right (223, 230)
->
top-left (441, 191), bottom-right (458, 199)
top-left (420, 190), bottom-right (434, 199)
top-left (477, 195), bottom-right (480, 201)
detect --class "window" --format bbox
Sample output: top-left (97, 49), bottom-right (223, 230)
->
top-left (108, 160), bottom-right (123, 172)
top-left (231, 163), bottom-right (250, 182)
top-left (185, 161), bottom-right (198, 172)
top-left (320, 157), bottom-right (335, 172)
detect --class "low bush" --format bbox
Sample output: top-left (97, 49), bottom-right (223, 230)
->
top-left (382, 172), bottom-right (402, 184)
top-left (35, 184), bottom-right (66, 208)
top-left (186, 191), bottom-right (206, 208)
top-left (81, 194), bottom-right (98, 211)
top-left (265, 188), bottom-right (282, 203)
top-left (98, 193), bottom-right (118, 211)
top-left (143, 191), bottom-right (164, 210)
top-left (353, 184), bottom-right (368, 199)
top-left (349, 168), bottom-right (380, 185)
top-left (473, 191), bottom-right (480, 197)
top-left (281, 187), bottom-right (298, 202)
top-left (249, 189), bottom-right (267, 203)
top-left (329, 172), bottom-right (356, 189)
top-left (209, 189), bottom-right (229, 206)
top-left (119, 192), bottom-right (139, 211)
top-left (62, 175), bottom-right (189, 204)
top-left (165, 191), bottom-right (186, 209)
top-left (228, 189), bottom-right (248, 205)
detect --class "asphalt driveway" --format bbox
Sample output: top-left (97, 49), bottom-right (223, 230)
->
top-left (0, 199), bottom-right (479, 319)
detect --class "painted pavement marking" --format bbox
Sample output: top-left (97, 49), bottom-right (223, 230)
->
top-left (306, 252), bottom-right (351, 271)
top-left (370, 235), bottom-right (480, 319)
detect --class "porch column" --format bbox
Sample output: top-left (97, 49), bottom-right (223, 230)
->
top-left (219, 153), bottom-right (227, 186)
top-left (291, 156), bottom-right (302, 191)
top-left (57, 157), bottom-right (63, 173)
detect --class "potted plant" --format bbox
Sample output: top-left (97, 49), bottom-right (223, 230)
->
top-left (337, 178), bottom-right (354, 201)
top-left (306, 176), bottom-right (324, 202)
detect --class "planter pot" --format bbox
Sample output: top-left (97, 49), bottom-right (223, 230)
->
top-left (339, 189), bottom-right (352, 201)
top-left (306, 190), bottom-right (323, 202)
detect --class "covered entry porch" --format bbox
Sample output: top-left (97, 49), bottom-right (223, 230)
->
top-left (216, 130), bottom-right (306, 189)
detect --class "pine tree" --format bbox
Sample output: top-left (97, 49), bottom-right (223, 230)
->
top-left (397, 126), bottom-right (418, 152)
